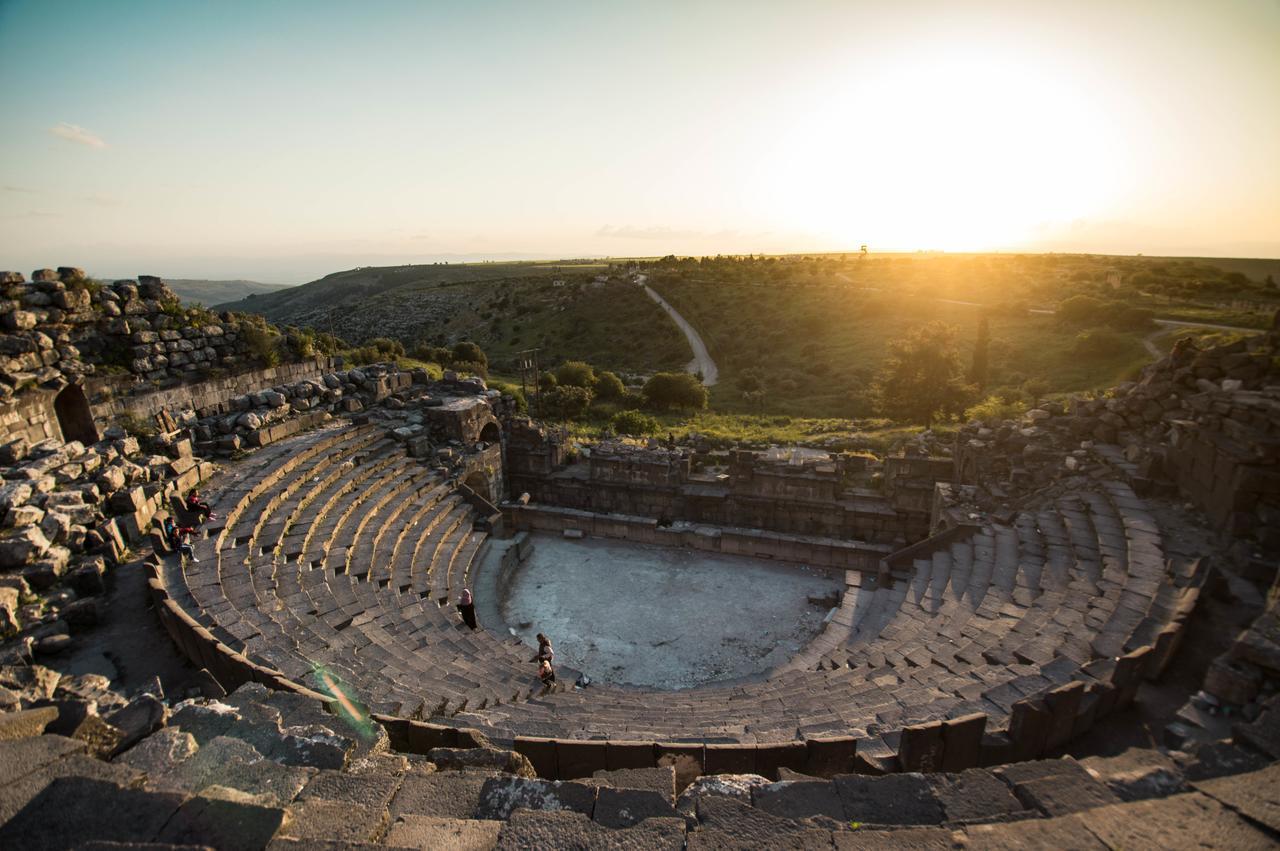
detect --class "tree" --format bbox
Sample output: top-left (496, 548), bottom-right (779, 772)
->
top-left (1057, 295), bottom-right (1105, 324)
top-left (595, 371), bottom-right (625, 400)
top-left (451, 341), bottom-right (487, 367)
top-left (642, 372), bottom-right (708, 411)
top-left (873, 322), bottom-right (974, 426)
top-left (968, 315), bottom-right (990, 390)
top-left (555, 360), bottom-right (596, 389)
top-left (541, 385), bottom-right (592, 420)
top-left (610, 410), bottom-right (659, 435)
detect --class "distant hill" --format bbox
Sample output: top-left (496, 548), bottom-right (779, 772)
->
top-left (217, 260), bottom-right (691, 374)
top-left (167, 278), bottom-right (291, 306)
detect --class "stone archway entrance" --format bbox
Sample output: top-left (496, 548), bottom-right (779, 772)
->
top-left (464, 471), bottom-right (493, 504)
top-left (479, 421), bottom-right (500, 445)
top-left (54, 384), bottom-right (98, 445)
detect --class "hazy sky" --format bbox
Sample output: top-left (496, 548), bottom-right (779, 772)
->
top-left (2, 0), bottom-right (1277, 282)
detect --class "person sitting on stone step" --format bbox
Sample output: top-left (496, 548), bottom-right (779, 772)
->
top-left (457, 588), bottom-right (477, 630)
top-left (185, 489), bottom-right (216, 523)
top-left (164, 516), bottom-right (199, 562)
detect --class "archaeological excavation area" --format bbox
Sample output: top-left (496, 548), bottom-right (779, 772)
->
top-left (0, 269), bottom-right (1278, 848)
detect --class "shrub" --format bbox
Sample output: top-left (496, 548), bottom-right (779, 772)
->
top-left (451, 341), bottom-right (487, 366)
top-left (1022, 378), bottom-right (1050, 404)
top-left (413, 342), bottom-right (453, 364)
top-left (595, 370), bottom-right (625, 400)
top-left (642, 372), bottom-right (708, 411)
top-left (1105, 304), bottom-right (1155, 330)
top-left (286, 328), bottom-right (316, 358)
top-left (450, 359), bottom-right (488, 379)
top-left (538, 372), bottom-right (558, 392)
top-left (117, 411), bottom-right (158, 439)
top-left (1057, 294), bottom-right (1106, 324)
top-left (368, 337), bottom-right (405, 358)
top-left (555, 360), bottom-right (596, 388)
top-left (610, 410), bottom-right (659, 436)
top-left (489, 380), bottom-right (528, 413)
top-left (965, 394), bottom-right (1028, 423)
top-left (540, 385), bottom-right (592, 420)
top-left (243, 324), bottom-right (282, 367)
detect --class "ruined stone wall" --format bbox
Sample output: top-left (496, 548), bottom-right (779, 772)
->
top-left (506, 504), bottom-right (892, 572)
top-left (1, 269), bottom-right (273, 394)
top-left (1168, 389), bottom-right (1280, 550)
top-left (89, 357), bottom-right (334, 423)
top-left (0, 389), bottom-right (60, 450)
top-left (507, 470), bottom-right (925, 545)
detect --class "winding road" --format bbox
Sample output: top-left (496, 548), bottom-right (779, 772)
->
top-left (639, 275), bottom-right (719, 386)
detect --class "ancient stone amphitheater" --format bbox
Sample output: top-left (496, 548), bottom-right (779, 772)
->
top-left (1, 270), bottom-right (1277, 848)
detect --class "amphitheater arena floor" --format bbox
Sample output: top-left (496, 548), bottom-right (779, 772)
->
top-left (495, 533), bottom-right (843, 690)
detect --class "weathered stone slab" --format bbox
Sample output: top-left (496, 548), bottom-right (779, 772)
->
top-left (1081, 747), bottom-right (1186, 801)
top-left (474, 776), bottom-right (596, 821)
top-left (589, 765), bottom-right (677, 803)
top-left (1010, 768), bottom-right (1121, 816)
top-left (833, 772), bottom-right (944, 826)
top-left (962, 814), bottom-right (1107, 849)
top-left (0, 733), bottom-right (85, 785)
top-left (158, 794), bottom-right (287, 850)
top-left (385, 814), bottom-right (501, 850)
top-left (429, 746), bottom-right (534, 778)
top-left (297, 767), bottom-right (403, 810)
top-left (929, 768), bottom-right (1026, 824)
top-left (389, 771), bottom-right (489, 820)
top-left (497, 809), bottom-right (684, 850)
top-left (593, 785), bottom-right (680, 828)
top-left (691, 794), bottom-right (832, 849)
top-left (0, 705), bottom-right (59, 740)
top-left (281, 798), bottom-right (387, 843)
top-left (752, 779), bottom-right (846, 823)
top-left (1193, 762), bottom-right (1280, 833)
top-left (1077, 792), bottom-right (1275, 851)
top-left (0, 776), bottom-right (185, 850)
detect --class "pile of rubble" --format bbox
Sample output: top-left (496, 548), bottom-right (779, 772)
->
top-left (955, 319), bottom-right (1280, 553)
top-left (0, 428), bottom-right (213, 661)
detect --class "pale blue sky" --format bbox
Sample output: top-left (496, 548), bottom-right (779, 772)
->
top-left (2, 0), bottom-right (1277, 282)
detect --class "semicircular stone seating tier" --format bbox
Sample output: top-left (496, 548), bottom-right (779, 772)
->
top-left (166, 422), bottom-right (539, 718)
top-left (161, 422), bottom-right (1198, 751)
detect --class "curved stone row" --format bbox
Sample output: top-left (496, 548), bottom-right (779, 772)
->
top-left (160, 422), bottom-right (1203, 767)
top-left (164, 422), bottom-right (537, 718)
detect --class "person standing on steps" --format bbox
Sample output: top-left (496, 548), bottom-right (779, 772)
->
top-left (458, 588), bottom-right (477, 630)
top-left (534, 633), bottom-right (554, 665)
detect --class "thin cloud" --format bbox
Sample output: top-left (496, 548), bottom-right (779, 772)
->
top-left (3, 184), bottom-right (36, 193)
top-left (50, 122), bottom-right (106, 148)
top-left (81, 194), bottom-right (120, 207)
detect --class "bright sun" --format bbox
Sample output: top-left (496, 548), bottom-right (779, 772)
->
top-left (759, 44), bottom-right (1123, 251)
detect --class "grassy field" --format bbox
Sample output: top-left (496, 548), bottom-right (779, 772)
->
top-left (648, 277), bottom-right (1150, 418)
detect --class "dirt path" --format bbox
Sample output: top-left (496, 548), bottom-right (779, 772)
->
top-left (639, 275), bottom-right (719, 386)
